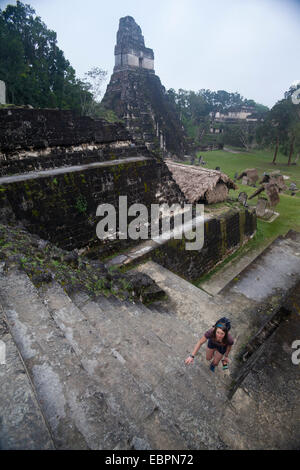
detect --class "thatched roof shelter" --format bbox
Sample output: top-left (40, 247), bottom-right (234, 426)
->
top-left (165, 161), bottom-right (237, 204)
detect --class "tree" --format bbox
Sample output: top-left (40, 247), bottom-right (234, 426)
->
top-left (272, 136), bottom-right (279, 165)
top-left (166, 87), bottom-right (266, 150)
top-left (288, 121), bottom-right (300, 165)
top-left (0, 1), bottom-right (93, 111)
top-left (255, 83), bottom-right (300, 162)
top-left (81, 67), bottom-right (107, 117)
top-left (288, 135), bottom-right (295, 166)
top-left (222, 122), bottom-right (255, 150)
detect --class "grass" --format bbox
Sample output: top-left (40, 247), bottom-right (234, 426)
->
top-left (188, 147), bottom-right (300, 284)
top-left (197, 147), bottom-right (300, 197)
top-left (196, 148), bottom-right (300, 236)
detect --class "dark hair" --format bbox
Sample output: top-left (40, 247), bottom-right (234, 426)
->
top-left (215, 317), bottom-right (231, 331)
top-left (211, 323), bottom-right (229, 345)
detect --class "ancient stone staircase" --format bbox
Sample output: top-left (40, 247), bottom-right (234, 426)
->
top-left (0, 267), bottom-right (230, 450)
top-left (1, 230), bottom-right (300, 449)
top-left (135, 261), bottom-right (224, 336)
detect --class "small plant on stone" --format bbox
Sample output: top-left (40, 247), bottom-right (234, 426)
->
top-left (95, 278), bottom-right (110, 291)
top-left (75, 195), bottom-right (88, 214)
top-left (119, 277), bottom-right (133, 291)
top-left (108, 264), bottom-right (120, 273)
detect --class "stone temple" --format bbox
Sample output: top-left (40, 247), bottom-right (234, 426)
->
top-left (102, 16), bottom-right (186, 159)
top-left (0, 16), bottom-right (299, 451)
top-left (114, 16), bottom-right (155, 73)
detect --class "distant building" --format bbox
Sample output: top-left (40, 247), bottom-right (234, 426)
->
top-left (209, 127), bottom-right (224, 134)
top-left (0, 81), bottom-right (6, 105)
top-left (211, 106), bottom-right (258, 122)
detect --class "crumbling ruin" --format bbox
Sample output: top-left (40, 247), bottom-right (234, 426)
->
top-left (249, 171), bottom-right (287, 210)
top-left (237, 168), bottom-right (259, 186)
top-left (259, 171), bottom-right (287, 191)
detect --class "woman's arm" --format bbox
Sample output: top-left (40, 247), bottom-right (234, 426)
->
top-left (185, 336), bottom-right (207, 365)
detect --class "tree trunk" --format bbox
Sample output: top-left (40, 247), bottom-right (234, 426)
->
top-left (272, 136), bottom-right (279, 164)
top-left (198, 127), bottom-right (206, 142)
top-left (288, 136), bottom-right (296, 166)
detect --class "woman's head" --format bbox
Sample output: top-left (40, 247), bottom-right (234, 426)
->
top-left (212, 322), bottom-right (229, 343)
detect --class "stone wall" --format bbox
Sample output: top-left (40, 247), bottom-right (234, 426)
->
top-left (102, 69), bottom-right (186, 157)
top-left (0, 109), bottom-right (130, 151)
top-left (0, 108), bottom-right (147, 176)
top-left (0, 158), bottom-right (186, 256)
top-left (0, 139), bottom-right (148, 177)
top-left (115, 53), bottom-right (154, 71)
top-left (150, 207), bottom-right (257, 281)
top-left (0, 81), bottom-right (5, 105)
top-left (114, 16), bottom-right (155, 73)
top-left (0, 107), bottom-right (256, 278)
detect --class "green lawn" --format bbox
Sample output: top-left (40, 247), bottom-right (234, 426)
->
top-left (193, 147), bottom-right (300, 259)
top-left (184, 148), bottom-right (300, 285)
top-left (197, 147), bottom-right (300, 196)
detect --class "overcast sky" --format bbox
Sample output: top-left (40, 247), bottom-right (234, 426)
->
top-left (1, 0), bottom-right (300, 108)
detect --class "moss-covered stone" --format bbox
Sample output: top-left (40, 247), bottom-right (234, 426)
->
top-left (0, 221), bottom-right (165, 303)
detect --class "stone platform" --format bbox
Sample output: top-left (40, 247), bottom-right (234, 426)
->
top-left (1, 231), bottom-right (299, 449)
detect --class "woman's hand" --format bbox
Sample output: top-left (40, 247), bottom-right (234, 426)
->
top-left (185, 356), bottom-right (194, 365)
top-left (223, 357), bottom-right (229, 365)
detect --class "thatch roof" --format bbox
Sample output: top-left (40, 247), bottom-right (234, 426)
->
top-left (165, 161), bottom-right (237, 204)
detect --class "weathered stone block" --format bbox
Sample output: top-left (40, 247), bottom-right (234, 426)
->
top-left (151, 208), bottom-right (256, 281)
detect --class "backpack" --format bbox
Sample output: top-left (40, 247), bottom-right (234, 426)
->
top-left (214, 317), bottom-right (231, 331)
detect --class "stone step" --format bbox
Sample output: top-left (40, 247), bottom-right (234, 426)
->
top-left (122, 300), bottom-right (205, 358)
top-left (72, 290), bottom-right (220, 387)
top-left (0, 288), bottom-right (55, 450)
top-left (39, 282), bottom-right (187, 450)
top-left (70, 291), bottom-right (228, 449)
top-left (0, 268), bottom-right (137, 449)
top-left (94, 297), bottom-right (229, 450)
top-left (199, 239), bottom-right (275, 296)
top-left (134, 261), bottom-right (224, 333)
top-left (0, 143), bottom-right (146, 177)
top-left (118, 297), bottom-right (232, 390)
top-left (147, 302), bottom-right (234, 374)
top-left (0, 156), bottom-right (151, 185)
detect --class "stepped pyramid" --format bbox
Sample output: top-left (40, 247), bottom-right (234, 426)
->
top-left (102, 16), bottom-right (186, 158)
top-left (0, 267), bottom-right (228, 449)
top-left (1, 230), bottom-right (300, 449)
